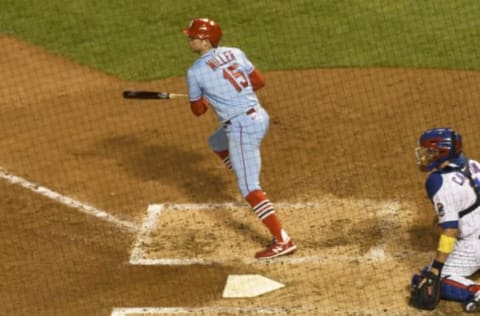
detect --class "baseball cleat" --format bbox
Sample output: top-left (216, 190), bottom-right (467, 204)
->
top-left (463, 298), bottom-right (480, 313)
top-left (255, 238), bottom-right (297, 260)
top-left (464, 297), bottom-right (480, 313)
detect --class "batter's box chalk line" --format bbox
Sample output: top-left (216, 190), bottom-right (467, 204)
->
top-left (110, 306), bottom-right (318, 316)
top-left (129, 202), bottom-right (423, 266)
top-left (111, 305), bottom-right (420, 316)
top-left (0, 166), bottom-right (138, 232)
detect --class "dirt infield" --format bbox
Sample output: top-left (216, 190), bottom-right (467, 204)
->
top-left (1, 33), bottom-right (480, 315)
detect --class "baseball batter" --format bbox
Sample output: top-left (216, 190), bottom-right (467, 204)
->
top-left (411, 128), bottom-right (480, 312)
top-left (182, 18), bottom-right (296, 259)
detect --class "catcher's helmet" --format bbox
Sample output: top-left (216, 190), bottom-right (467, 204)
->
top-left (415, 127), bottom-right (462, 171)
top-left (183, 18), bottom-right (222, 47)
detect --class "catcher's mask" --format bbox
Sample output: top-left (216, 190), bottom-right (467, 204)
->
top-left (183, 18), bottom-right (222, 47)
top-left (415, 128), bottom-right (462, 171)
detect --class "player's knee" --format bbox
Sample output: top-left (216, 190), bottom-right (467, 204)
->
top-left (441, 277), bottom-right (476, 302)
top-left (208, 135), bottom-right (226, 152)
top-left (207, 135), bottom-right (216, 149)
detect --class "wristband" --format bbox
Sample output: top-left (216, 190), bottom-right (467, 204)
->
top-left (432, 259), bottom-right (444, 273)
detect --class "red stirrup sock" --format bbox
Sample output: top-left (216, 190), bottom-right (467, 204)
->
top-left (469, 285), bottom-right (480, 295)
top-left (246, 190), bottom-right (288, 243)
top-left (214, 150), bottom-right (232, 170)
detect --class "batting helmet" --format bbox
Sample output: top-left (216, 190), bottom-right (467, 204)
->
top-left (415, 128), bottom-right (462, 171)
top-left (183, 18), bottom-right (222, 47)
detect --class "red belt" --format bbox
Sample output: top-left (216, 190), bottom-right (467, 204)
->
top-left (224, 108), bottom-right (256, 125)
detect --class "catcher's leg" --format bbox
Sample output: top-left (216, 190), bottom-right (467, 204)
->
top-left (440, 238), bottom-right (480, 312)
top-left (441, 276), bottom-right (479, 301)
top-left (441, 277), bottom-right (480, 312)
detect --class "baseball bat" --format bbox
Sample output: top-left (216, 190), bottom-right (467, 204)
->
top-left (122, 90), bottom-right (188, 100)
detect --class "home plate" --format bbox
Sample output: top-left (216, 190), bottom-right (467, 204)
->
top-left (222, 274), bottom-right (285, 298)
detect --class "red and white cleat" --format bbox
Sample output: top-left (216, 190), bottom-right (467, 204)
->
top-left (255, 238), bottom-right (297, 260)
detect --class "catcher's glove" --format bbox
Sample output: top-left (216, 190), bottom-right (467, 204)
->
top-left (410, 270), bottom-right (441, 310)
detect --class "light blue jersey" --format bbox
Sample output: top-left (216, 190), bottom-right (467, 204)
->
top-left (182, 18), bottom-right (295, 259)
top-left (186, 47), bottom-right (260, 123)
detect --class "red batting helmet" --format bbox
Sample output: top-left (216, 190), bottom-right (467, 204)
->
top-left (183, 18), bottom-right (222, 47)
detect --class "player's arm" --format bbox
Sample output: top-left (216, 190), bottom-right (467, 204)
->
top-left (430, 227), bottom-right (459, 276)
top-left (186, 69), bottom-right (208, 116)
top-left (249, 68), bottom-right (265, 91)
top-left (424, 173), bottom-right (459, 275)
top-left (410, 225), bottom-right (455, 310)
top-left (190, 97), bottom-right (209, 116)
top-left (237, 48), bottom-right (264, 91)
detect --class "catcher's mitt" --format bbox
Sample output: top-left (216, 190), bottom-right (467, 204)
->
top-left (410, 271), bottom-right (441, 310)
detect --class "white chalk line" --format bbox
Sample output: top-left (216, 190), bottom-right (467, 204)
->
top-left (119, 203), bottom-right (428, 316)
top-left (111, 306), bottom-right (316, 316)
top-left (0, 168), bottom-right (428, 315)
top-left (129, 202), bottom-right (426, 266)
top-left (0, 165), bottom-right (416, 266)
top-left (159, 202), bottom-right (328, 211)
top-left (111, 305), bottom-right (423, 316)
top-left (130, 250), bottom-right (425, 266)
top-left (0, 167), bottom-right (138, 232)
top-left (130, 204), bottom-right (165, 262)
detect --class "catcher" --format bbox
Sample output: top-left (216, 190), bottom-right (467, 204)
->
top-left (411, 128), bottom-right (480, 312)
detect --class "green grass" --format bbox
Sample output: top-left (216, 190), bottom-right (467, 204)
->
top-left (1, 0), bottom-right (479, 80)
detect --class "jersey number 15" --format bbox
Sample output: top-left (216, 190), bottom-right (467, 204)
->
top-left (223, 64), bottom-right (249, 92)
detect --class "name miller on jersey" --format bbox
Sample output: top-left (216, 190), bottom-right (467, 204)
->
top-left (206, 50), bottom-right (236, 71)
